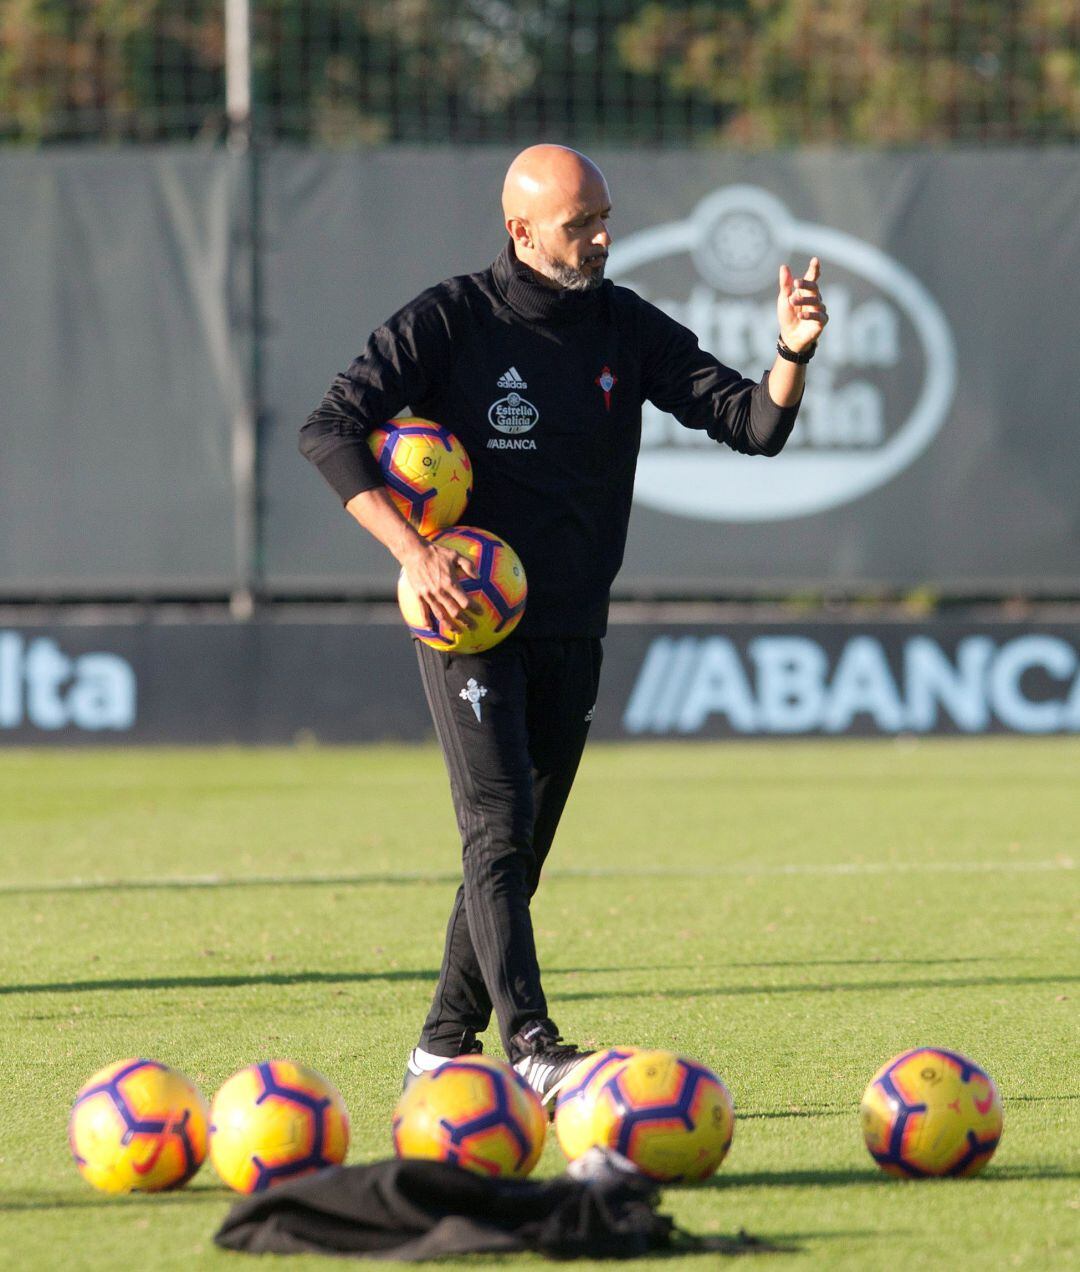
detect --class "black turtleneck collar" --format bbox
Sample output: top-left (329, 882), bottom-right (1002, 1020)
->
top-left (492, 239), bottom-right (606, 325)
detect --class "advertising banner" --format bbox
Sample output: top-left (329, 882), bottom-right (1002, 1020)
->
top-left (2, 150), bottom-right (1076, 599)
top-left (4, 620), bottom-right (1080, 745)
top-left (262, 149), bottom-right (1080, 597)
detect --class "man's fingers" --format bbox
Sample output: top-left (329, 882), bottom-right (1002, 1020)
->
top-left (408, 571), bottom-right (472, 629)
top-left (426, 590), bottom-right (472, 633)
top-left (431, 579), bottom-right (472, 620)
top-left (453, 551), bottom-right (478, 580)
top-left (402, 540), bottom-right (482, 633)
top-left (805, 256), bottom-right (821, 283)
top-left (418, 596), bottom-right (439, 632)
top-left (778, 263), bottom-right (794, 295)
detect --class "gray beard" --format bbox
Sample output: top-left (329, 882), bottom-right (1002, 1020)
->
top-left (534, 248), bottom-right (606, 292)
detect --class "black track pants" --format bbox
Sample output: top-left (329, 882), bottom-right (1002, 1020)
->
top-left (414, 636), bottom-right (602, 1057)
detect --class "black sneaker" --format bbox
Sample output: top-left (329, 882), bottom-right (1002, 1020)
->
top-left (510, 1019), bottom-right (593, 1110)
top-left (402, 1031), bottom-right (483, 1094)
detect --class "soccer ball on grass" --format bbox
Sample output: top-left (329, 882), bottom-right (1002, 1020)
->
top-left (69, 1058), bottom-right (209, 1193)
top-left (554, 1046), bottom-right (640, 1162)
top-left (392, 1054), bottom-right (546, 1177)
top-left (860, 1047), bottom-right (1003, 1178)
top-left (585, 1049), bottom-right (734, 1182)
top-left (209, 1060), bottom-right (350, 1193)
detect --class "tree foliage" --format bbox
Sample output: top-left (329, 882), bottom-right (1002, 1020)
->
top-left (1, 0), bottom-right (1077, 145)
top-left (617, 0), bottom-right (1080, 144)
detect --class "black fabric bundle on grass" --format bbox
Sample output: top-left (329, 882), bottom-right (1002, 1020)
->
top-left (213, 1156), bottom-right (675, 1261)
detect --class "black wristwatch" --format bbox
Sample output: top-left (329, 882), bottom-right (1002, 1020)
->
top-left (776, 337), bottom-right (817, 364)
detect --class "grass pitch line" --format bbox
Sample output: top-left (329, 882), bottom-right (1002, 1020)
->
top-left (0, 856), bottom-right (1072, 896)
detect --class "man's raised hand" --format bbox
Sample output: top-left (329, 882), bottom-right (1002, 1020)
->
top-left (777, 256), bottom-right (828, 353)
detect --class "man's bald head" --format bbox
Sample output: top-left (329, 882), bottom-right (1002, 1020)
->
top-left (501, 145), bottom-right (607, 223)
top-left (502, 145), bottom-right (612, 291)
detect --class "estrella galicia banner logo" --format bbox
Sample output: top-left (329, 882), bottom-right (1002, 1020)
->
top-left (608, 186), bottom-right (957, 521)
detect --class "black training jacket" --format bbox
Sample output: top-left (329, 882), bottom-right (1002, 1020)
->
top-left (300, 241), bottom-right (800, 638)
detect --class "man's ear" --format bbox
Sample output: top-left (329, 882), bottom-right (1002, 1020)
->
top-left (506, 217), bottom-right (532, 250)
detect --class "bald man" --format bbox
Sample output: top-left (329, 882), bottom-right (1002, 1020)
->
top-left (301, 145), bottom-right (827, 1105)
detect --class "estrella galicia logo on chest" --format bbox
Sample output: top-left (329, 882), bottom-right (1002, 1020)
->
top-left (488, 390), bottom-right (540, 435)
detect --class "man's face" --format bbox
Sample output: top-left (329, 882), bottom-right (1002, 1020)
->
top-left (531, 175), bottom-right (612, 291)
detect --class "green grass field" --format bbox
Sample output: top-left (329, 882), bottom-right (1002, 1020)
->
top-left (1, 740), bottom-right (1077, 1270)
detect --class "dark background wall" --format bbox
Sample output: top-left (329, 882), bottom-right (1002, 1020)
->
top-left (0, 152), bottom-right (244, 595)
top-left (2, 149), bottom-right (1076, 601)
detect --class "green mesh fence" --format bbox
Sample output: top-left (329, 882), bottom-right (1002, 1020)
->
top-left (2, 1), bottom-right (1079, 145)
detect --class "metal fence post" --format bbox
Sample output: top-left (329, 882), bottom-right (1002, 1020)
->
top-left (226, 0), bottom-right (260, 618)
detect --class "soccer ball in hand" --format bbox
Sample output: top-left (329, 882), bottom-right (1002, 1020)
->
top-left (392, 1054), bottom-right (546, 1177)
top-left (369, 419), bottom-right (472, 536)
top-left (554, 1047), bottom-right (640, 1162)
top-left (68, 1058), bottom-right (209, 1193)
top-left (398, 526), bottom-right (527, 654)
top-left (586, 1049), bottom-right (735, 1182)
top-left (860, 1047), bottom-right (1003, 1178)
top-left (209, 1060), bottom-right (350, 1193)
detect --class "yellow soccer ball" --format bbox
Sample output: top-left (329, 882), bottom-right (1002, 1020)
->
top-left (69, 1058), bottom-right (209, 1193)
top-left (554, 1047), bottom-right (640, 1162)
top-left (369, 418), bottom-right (472, 537)
top-left (209, 1060), bottom-right (350, 1193)
top-left (587, 1049), bottom-right (735, 1182)
top-left (860, 1047), bottom-right (1003, 1177)
top-left (392, 1054), bottom-right (546, 1178)
top-left (397, 526), bottom-right (527, 654)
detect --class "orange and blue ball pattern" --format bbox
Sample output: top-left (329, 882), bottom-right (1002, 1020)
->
top-left (860, 1047), bottom-right (1003, 1177)
top-left (69, 1058), bottom-right (209, 1193)
top-left (554, 1046), bottom-right (640, 1162)
top-left (369, 418), bottom-right (472, 537)
top-left (392, 1054), bottom-right (546, 1178)
top-left (398, 525), bottom-right (527, 654)
top-left (587, 1049), bottom-right (735, 1182)
top-left (209, 1060), bottom-right (350, 1193)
